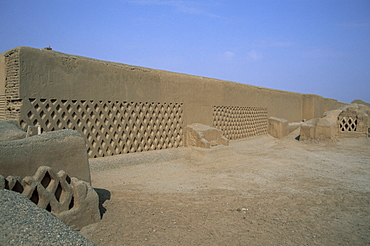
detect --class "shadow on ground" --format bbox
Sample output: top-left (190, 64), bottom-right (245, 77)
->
top-left (93, 188), bottom-right (111, 218)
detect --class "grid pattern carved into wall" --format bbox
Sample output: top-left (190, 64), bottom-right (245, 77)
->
top-left (213, 106), bottom-right (268, 140)
top-left (338, 116), bottom-right (357, 132)
top-left (20, 98), bottom-right (184, 158)
top-left (2, 166), bottom-right (74, 214)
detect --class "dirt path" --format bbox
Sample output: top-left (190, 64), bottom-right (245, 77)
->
top-left (81, 131), bottom-right (370, 245)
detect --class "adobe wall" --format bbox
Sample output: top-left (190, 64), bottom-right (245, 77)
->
top-left (0, 52), bottom-right (7, 120)
top-left (302, 94), bottom-right (345, 120)
top-left (11, 47), bottom-right (305, 123)
top-left (0, 47), bottom-right (346, 157)
top-left (0, 129), bottom-right (91, 183)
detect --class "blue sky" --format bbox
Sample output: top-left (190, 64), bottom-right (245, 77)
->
top-left (1, 0), bottom-right (369, 103)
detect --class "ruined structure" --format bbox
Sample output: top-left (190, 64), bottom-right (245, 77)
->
top-left (0, 46), bottom-right (368, 235)
top-left (0, 165), bottom-right (100, 230)
top-left (0, 47), bottom-right (346, 157)
top-left (0, 120), bottom-right (91, 183)
top-left (185, 123), bottom-right (229, 148)
top-left (300, 104), bottom-right (370, 141)
top-left (0, 116), bottom-right (98, 230)
top-left (338, 104), bottom-right (369, 138)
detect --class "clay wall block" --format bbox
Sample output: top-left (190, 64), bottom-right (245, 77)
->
top-left (0, 129), bottom-right (91, 184)
top-left (185, 123), bottom-right (229, 148)
top-left (299, 118), bottom-right (318, 141)
top-left (315, 118), bottom-right (339, 140)
top-left (268, 117), bottom-right (289, 139)
top-left (300, 117), bottom-right (338, 141)
top-left (300, 109), bottom-right (342, 141)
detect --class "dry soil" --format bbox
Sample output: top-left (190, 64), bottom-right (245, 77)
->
top-left (81, 130), bottom-right (370, 245)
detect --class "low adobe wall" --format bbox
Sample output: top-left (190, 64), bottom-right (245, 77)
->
top-left (0, 127), bottom-right (91, 183)
top-left (0, 47), bottom-right (345, 157)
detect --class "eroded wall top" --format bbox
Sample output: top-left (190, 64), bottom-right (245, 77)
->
top-left (3, 46), bottom-right (345, 124)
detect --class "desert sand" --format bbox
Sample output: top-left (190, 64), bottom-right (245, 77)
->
top-left (81, 130), bottom-right (370, 245)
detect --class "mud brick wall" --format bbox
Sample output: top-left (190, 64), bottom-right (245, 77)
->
top-left (213, 106), bottom-right (267, 140)
top-left (0, 47), bottom-right (346, 158)
top-left (20, 98), bottom-right (183, 158)
top-left (0, 49), bottom-right (21, 120)
top-left (302, 94), bottom-right (345, 120)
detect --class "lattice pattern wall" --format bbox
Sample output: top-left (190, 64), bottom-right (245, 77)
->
top-left (20, 98), bottom-right (184, 158)
top-left (213, 106), bottom-right (268, 140)
top-left (0, 165), bottom-right (100, 230)
top-left (339, 116), bottom-right (358, 132)
top-left (2, 166), bottom-right (74, 213)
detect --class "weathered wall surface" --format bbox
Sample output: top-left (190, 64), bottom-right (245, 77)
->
top-left (302, 94), bottom-right (345, 120)
top-left (0, 129), bottom-right (91, 183)
top-left (1, 49), bottom-right (21, 121)
top-left (0, 53), bottom-right (6, 120)
top-left (1, 165), bottom-right (99, 230)
top-left (1, 47), bottom-right (346, 157)
top-left (13, 47), bottom-right (307, 123)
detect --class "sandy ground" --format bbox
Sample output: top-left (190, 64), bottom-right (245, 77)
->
top-left (81, 130), bottom-right (370, 245)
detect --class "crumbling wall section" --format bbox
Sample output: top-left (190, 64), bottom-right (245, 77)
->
top-left (185, 123), bottom-right (229, 148)
top-left (0, 165), bottom-right (100, 230)
top-left (300, 104), bottom-right (369, 141)
top-left (0, 129), bottom-right (91, 183)
top-left (338, 105), bottom-right (369, 137)
top-left (3, 49), bottom-right (22, 120)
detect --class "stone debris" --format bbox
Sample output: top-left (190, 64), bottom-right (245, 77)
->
top-left (236, 207), bottom-right (249, 213)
